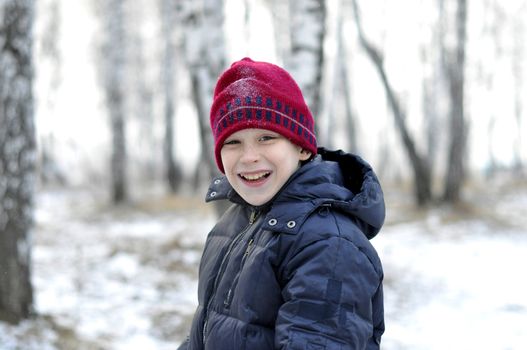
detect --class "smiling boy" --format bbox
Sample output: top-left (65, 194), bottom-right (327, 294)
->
top-left (221, 128), bottom-right (312, 206)
top-left (178, 58), bottom-right (385, 350)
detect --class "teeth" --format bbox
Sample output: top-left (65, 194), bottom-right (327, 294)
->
top-left (241, 172), bottom-right (270, 181)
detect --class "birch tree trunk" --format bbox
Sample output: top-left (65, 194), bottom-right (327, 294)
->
top-left (337, 6), bottom-right (357, 152)
top-left (421, 2), bottom-right (444, 184)
top-left (443, 0), bottom-right (468, 202)
top-left (475, 0), bottom-right (500, 177)
top-left (38, 0), bottom-right (65, 185)
top-left (325, 3), bottom-right (357, 151)
top-left (511, 8), bottom-right (525, 174)
top-left (182, 0), bottom-right (230, 215)
top-left (351, 0), bottom-right (432, 205)
top-left (182, 0), bottom-right (225, 180)
top-left (341, 56), bottom-right (358, 152)
top-left (286, 0), bottom-right (326, 136)
top-left (161, 0), bottom-right (182, 192)
top-left (98, 0), bottom-right (128, 203)
top-left (268, 0), bottom-right (291, 62)
top-left (0, 0), bottom-right (36, 323)
top-left (128, 5), bottom-right (155, 182)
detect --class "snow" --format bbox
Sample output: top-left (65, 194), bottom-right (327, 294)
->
top-left (1, 184), bottom-right (526, 349)
top-left (378, 225), bottom-right (527, 349)
top-left (1, 188), bottom-right (212, 349)
top-left (376, 184), bottom-right (527, 350)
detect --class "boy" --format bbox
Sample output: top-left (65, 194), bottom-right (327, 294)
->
top-left (178, 57), bottom-right (385, 350)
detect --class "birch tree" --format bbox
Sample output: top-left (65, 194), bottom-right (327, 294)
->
top-left (160, 0), bottom-right (182, 192)
top-left (38, 0), bottom-right (65, 185)
top-left (182, 0), bottom-right (229, 215)
top-left (474, 0), bottom-right (501, 176)
top-left (420, 2), bottom-right (445, 183)
top-left (96, 0), bottom-right (128, 203)
top-left (442, 0), bottom-right (468, 202)
top-left (182, 0), bottom-right (224, 181)
top-left (0, 0), bottom-right (36, 323)
top-left (128, 3), bottom-right (156, 182)
top-left (268, 0), bottom-right (291, 62)
top-left (511, 6), bottom-right (525, 173)
top-left (286, 0), bottom-right (326, 137)
top-left (323, 1), bottom-right (356, 151)
top-left (336, 3), bottom-right (357, 152)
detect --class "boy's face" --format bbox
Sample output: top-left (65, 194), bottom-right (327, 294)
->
top-left (221, 128), bottom-right (311, 206)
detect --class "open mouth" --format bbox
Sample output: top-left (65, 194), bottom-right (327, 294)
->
top-left (239, 171), bottom-right (271, 182)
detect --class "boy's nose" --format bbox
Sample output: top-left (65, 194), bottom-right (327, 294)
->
top-left (240, 144), bottom-right (260, 163)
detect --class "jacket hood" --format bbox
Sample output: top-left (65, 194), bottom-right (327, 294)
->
top-left (206, 148), bottom-right (385, 240)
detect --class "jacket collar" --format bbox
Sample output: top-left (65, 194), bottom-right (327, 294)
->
top-left (205, 148), bottom-right (385, 240)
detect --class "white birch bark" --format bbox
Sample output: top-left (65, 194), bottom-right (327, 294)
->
top-left (511, 7), bottom-right (525, 172)
top-left (286, 0), bottom-right (326, 132)
top-left (160, 0), bottom-right (182, 192)
top-left (182, 0), bottom-right (226, 181)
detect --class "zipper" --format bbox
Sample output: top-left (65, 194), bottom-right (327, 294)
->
top-left (202, 209), bottom-right (258, 345)
top-left (244, 238), bottom-right (255, 259)
top-left (223, 237), bottom-right (255, 308)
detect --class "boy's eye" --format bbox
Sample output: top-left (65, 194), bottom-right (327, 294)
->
top-left (223, 139), bottom-right (240, 145)
top-left (259, 135), bottom-right (277, 142)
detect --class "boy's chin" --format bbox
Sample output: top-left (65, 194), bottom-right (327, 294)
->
top-left (243, 197), bottom-right (269, 207)
top-left (240, 193), bottom-right (273, 207)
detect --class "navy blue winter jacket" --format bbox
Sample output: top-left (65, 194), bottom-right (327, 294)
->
top-left (178, 148), bottom-right (385, 350)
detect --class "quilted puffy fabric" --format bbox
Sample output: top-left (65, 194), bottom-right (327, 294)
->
top-left (179, 148), bottom-right (385, 350)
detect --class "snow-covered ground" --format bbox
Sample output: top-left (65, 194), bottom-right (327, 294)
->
top-left (378, 185), bottom-right (527, 350)
top-left (1, 181), bottom-right (526, 349)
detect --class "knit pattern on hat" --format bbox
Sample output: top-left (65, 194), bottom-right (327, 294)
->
top-left (210, 57), bottom-right (317, 173)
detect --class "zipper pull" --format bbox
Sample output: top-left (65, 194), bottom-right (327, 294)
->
top-left (249, 210), bottom-right (257, 224)
top-left (244, 238), bottom-right (254, 257)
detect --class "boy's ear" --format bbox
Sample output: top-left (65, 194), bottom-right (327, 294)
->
top-left (299, 148), bottom-right (312, 161)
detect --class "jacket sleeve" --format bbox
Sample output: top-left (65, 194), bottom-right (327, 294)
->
top-left (274, 234), bottom-right (383, 350)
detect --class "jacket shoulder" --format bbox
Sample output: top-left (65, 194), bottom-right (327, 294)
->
top-left (278, 205), bottom-right (383, 277)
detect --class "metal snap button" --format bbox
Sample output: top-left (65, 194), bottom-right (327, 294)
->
top-left (287, 221), bottom-right (296, 228)
top-left (268, 218), bottom-right (277, 226)
top-left (210, 191), bottom-right (217, 197)
top-left (214, 179), bottom-right (221, 185)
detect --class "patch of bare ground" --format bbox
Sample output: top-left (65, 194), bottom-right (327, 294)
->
top-left (2, 314), bottom-right (108, 350)
top-left (383, 177), bottom-right (527, 231)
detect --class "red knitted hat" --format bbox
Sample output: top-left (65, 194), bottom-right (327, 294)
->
top-left (210, 57), bottom-right (317, 173)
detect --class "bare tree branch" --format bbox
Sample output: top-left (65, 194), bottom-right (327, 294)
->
top-left (351, 0), bottom-right (432, 205)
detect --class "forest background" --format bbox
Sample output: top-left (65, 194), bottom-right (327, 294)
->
top-left (1, 0), bottom-right (526, 349)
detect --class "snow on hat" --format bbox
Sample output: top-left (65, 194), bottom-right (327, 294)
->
top-left (210, 57), bottom-right (317, 173)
